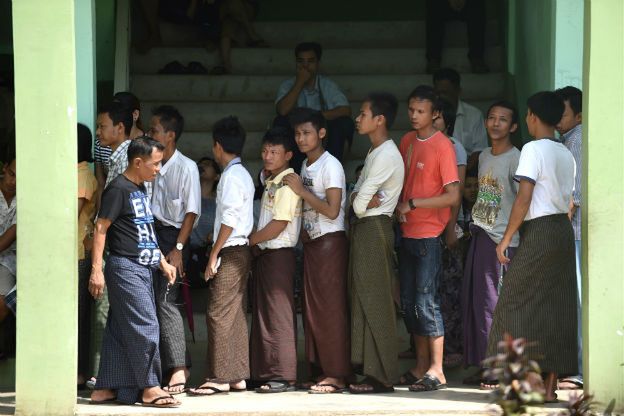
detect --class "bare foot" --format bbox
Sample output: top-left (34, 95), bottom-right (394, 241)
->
top-left (90, 389), bottom-right (116, 402)
top-left (310, 377), bottom-right (345, 393)
top-left (164, 367), bottom-right (189, 394)
top-left (189, 380), bottom-right (230, 395)
top-left (425, 368), bottom-right (447, 385)
top-left (142, 386), bottom-right (179, 406)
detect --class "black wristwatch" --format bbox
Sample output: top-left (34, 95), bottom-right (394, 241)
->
top-left (408, 198), bottom-right (416, 210)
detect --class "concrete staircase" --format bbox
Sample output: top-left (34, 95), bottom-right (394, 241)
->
top-left (130, 19), bottom-right (505, 181)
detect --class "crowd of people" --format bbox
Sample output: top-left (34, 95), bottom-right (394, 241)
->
top-left (0, 38), bottom-right (584, 409)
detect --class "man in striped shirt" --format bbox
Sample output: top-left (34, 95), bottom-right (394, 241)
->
top-left (555, 86), bottom-right (583, 390)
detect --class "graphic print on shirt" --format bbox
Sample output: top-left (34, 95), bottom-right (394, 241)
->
top-left (302, 176), bottom-right (322, 239)
top-left (472, 170), bottom-right (503, 231)
top-left (130, 190), bottom-right (161, 265)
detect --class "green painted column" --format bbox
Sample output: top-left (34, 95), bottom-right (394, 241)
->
top-left (554, 0), bottom-right (584, 88)
top-left (583, 0), bottom-right (624, 411)
top-left (12, 1), bottom-right (78, 415)
top-left (75, 0), bottom-right (97, 131)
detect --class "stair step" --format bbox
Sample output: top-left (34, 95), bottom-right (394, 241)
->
top-left (132, 73), bottom-right (505, 103)
top-left (158, 20), bottom-right (501, 48)
top-left (131, 46), bottom-right (504, 75)
top-left (142, 100), bottom-right (494, 132)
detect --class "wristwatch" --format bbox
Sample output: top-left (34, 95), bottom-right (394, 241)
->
top-left (408, 199), bottom-right (416, 210)
top-left (175, 242), bottom-right (184, 251)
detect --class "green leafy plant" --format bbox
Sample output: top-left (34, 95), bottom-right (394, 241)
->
top-left (482, 333), bottom-right (544, 415)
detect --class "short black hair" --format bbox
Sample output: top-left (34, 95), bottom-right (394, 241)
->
top-left (436, 97), bottom-right (456, 136)
top-left (113, 91), bottom-right (141, 112)
top-left (262, 126), bottom-right (296, 153)
top-left (152, 105), bottom-right (184, 142)
top-left (555, 86), bottom-right (582, 115)
top-left (77, 123), bottom-right (94, 163)
top-left (197, 156), bottom-right (221, 175)
top-left (433, 67), bottom-right (461, 89)
top-left (526, 91), bottom-right (565, 127)
top-left (289, 107), bottom-right (327, 132)
top-left (213, 116), bottom-right (246, 156)
top-left (487, 100), bottom-right (519, 125)
top-left (127, 135), bottom-right (165, 163)
top-left (295, 42), bottom-right (322, 60)
top-left (364, 92), bottom-right (399, 129)
top-left (3, 142), bottom-right (15, 166)
top-left (98, 101), bottom-right (133, 136)
top-left (407, 85), bottom-right (441, 112)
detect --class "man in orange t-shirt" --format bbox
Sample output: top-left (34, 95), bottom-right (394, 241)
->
top-left (396, 85), bottom-right (460, 393)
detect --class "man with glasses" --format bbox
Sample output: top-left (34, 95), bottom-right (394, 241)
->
top-left (148, 105), bottom-right (201, 395)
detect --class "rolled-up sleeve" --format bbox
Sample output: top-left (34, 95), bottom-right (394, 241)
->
top-left (219, 175), bottom-right (243, 228)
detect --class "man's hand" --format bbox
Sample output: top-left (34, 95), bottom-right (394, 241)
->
top-left (88, 266), bottom-right (105, 300)
top-left (444, 226), bottom-right (459, 249)
top-left (496, 238), bottom-right (511, 265)
top-left (283, 173), bottom-right (305, 196)
top-left (166, 248), bottom-right (185, 277)
top-left (160, 258), bottom-right (177, 285)
top-left (295, 66), bottom-right (313, 86)
top-left (367, 194), bottom-right (382, 209)
top-left (396, 201), bottom-right (411, 215)
top-left (204, 251), bottom-right (219, 280)
top-left (448, 0), bottom-right (466, 12)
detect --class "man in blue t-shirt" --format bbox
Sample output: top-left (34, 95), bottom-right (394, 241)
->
top-left (88, 137), bottom-right (180, 408)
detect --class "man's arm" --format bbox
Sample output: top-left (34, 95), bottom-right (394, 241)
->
top-left (249, 220), bottom-right (288, 246)
top-left (205, 224), bottom-right (233, 279)
top-left (397, 182), bottom-right (461, 213)
top-left (322, 106), bottom-right (351, 121)
top-left (496, 179), bottom-right (534, 263)
top-left (443, 165), bottom-right (466, 247)
top-left (89, 218), bottom-right (112, 299)
top-left (276, 70), bottom-right (312, 116)
top-left (166, 212), bottom-right (198, 277)
top-left (94, 162), bottom-right (107, 212)
top-left (0, 225), bottom-right (16, 253)
top-left (282, 173), bottom-right (342, 220)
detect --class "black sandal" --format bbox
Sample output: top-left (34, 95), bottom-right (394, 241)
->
top-left (187, 385), bottom-right (229, 396)
top-left (397, 370), bottom-right (420, 386)
top-left (163, 382), bottom-right (187, 395)
top-left (409, 373), bottom-right (448, 392)
top-left (255, 380), bottom-right (296, 393)
top-left (308, 383), bottom-right (347, 394)
top-left (141, 395), bottom-right (180, 408)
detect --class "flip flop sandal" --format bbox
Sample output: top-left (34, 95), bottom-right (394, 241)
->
top-left (255, 380), bottom-right (296, 393)
top-left (142, 395), bottom-right (180, 408)
top-left (187, 385), bottom-right (229, 396)
top-left (397, 370), bottom-right (420, 386)
top-left (544, 393), bottom-right (559, 404)
top-left (230, 387), bottom-right (247, 392)
top-left (349, 378), bottom-right (395, 394)
top-left (558, 378), bottom-right (583, 390)
top-left (308, 383), bottom-right (347, 394)
top-left (158, 61), bottom-right (189, 75)
top-left (163, 382), bottom-right (188, 395)
top-left (89, 397), bottom-right (117, 405)
top-left (409, 374), bottom-right (448, 392)
top-left (479, 379), bottom-right (499, 390)
top-left (187, 61), bottom-right (208, 74)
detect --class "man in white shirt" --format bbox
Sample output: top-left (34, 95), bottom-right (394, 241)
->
top-left (148, 105), bottom-right (201, 394)
top-left (348, 92), bottom-right (404, 394)
top-left (433, 68), bottom-right (488, 158)
top-left (274, 42), bottom-right (354, 168)
top-left (188, 116), bottom-right (254, 396)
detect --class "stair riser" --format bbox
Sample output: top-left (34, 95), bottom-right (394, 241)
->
top-left (141, 100), bottom-right (494, 132)
top-left (131, 47), bottom-right (504, 75)
top-left (132, 73), bottom-right (505, 103)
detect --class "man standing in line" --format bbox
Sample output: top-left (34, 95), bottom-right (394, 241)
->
top-left (148, 105), bottom-right (201, 394)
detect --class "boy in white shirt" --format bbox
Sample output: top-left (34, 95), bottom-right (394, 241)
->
top-left (249, 127), bottom-right (303, 393)
top-left (348, 92), bottom-right (404, 394)
top-left (488, 91), bottom-right (577, 403)
top-left (283, 108), bottom-right (350, 394)
top-left (189, 116), bottom-right (254, 396)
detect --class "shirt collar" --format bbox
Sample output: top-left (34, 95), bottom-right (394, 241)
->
top-left (267, 167), bottom-right (294, 184)
top-left (304, 75), bottom-right (321, 94)
top-left (562, 123), bottom-right (582, 142)
top-left (110, 139), bottom-right (131, 160)
top-left (159, 149), bottom-right (179, 176)
top-left (224, 157), bottom-right (242, 172)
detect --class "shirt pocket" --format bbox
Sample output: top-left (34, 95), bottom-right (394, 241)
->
top-left (164, 198), bottom-right (185, 222)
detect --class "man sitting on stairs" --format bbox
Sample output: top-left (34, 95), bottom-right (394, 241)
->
top-left (274, 42), bottom-right (354, 171)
